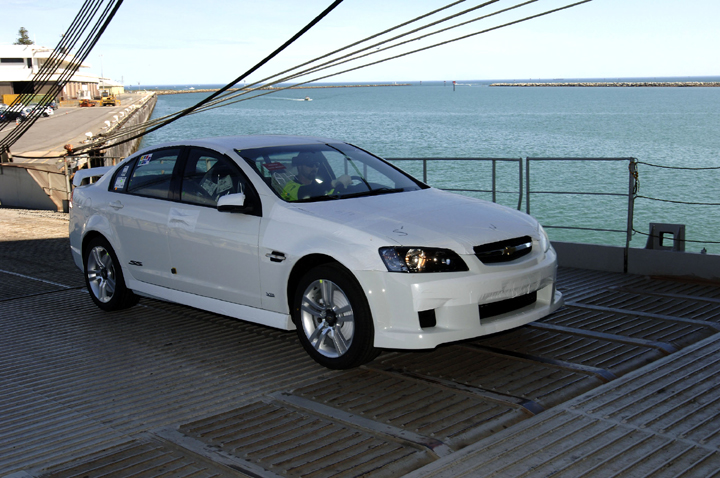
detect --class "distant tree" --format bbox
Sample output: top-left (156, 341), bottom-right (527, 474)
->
top-left (14, 27), bottom-right (34, 45)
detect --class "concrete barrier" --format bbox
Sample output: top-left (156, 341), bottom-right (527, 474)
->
top-left (97, 94), bottom-right (157, 166)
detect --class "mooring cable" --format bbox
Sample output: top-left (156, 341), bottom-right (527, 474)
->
top-left (0, 0), bottom-right (124, 150)
top-left (68, 0), bottom-right (346, 155)
top-left (87, 0), bottom-right (594, 149)
top-left (82, 0), bottom-right (477, 146)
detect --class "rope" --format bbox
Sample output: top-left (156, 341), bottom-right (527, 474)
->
top-left (637, 161), bottom-right (720, 171)
top-left (632, 228), bottom-right (720, 245)
top-left (635, 195), bottom-right (720, 207)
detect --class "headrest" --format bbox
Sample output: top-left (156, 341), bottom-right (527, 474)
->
top-left (292, 151), bottom-right (320, 167)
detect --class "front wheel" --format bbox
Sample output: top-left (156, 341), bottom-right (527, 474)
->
top-left (84, 236), bottom-right (138, 311)
top-left (293, 264), bottom-right (379, 369)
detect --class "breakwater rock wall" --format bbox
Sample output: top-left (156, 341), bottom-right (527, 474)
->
top-left (150, 84), bottom-right (411, 95)
top-left (98, 93), bottom-right (157, 166)
top-left (490, 81), bottom-right (720, 87)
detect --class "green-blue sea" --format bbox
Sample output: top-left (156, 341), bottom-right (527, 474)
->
top-left (137, 79), bottom-right (720, 254)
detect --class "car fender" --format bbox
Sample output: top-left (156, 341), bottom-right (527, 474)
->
top-left (80, 213), bottom-right (123, 266)
top-left (257, 205), bottom-right (388, 315)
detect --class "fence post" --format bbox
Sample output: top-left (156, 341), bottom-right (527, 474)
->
top-left (492, 159), bottom-right (497, 203)
top-left (524, 158), bottom-right (530, 214)
top-left (625, 158), bottom-right (638, 273)
top-left (423, 159), bottom-right (428, 184)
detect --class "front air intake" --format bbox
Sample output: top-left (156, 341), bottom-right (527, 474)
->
top-left (479, 291), bottom-right (537, 319)
top-left (474, 236), bottom-right (532, 264)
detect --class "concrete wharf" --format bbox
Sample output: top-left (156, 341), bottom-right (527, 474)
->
top-left (0, 92), bottom-right (155, 211)
top-left (1, 92), bottom-right (154, 161)
top-left (1, 208), bottom-right (719, 477)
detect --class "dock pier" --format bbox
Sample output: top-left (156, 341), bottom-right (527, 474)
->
top-left (0, 92), bottom-right (156, 211)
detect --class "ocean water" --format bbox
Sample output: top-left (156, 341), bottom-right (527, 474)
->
top-left (139, 81), bottom-right (720, 253)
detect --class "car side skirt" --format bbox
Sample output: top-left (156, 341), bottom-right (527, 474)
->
top-left (126, 277), bottom-right (296, 331)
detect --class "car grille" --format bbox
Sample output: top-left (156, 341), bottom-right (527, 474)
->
top-left (474, 236), bottom-right (532, 264)
top-left (479, 291), bottom-right (537, 319)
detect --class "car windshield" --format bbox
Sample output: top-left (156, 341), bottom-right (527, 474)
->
top-left (237, 143), bottom-right (425, 202)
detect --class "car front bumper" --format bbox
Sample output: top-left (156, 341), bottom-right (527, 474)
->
top-left (355, 248), bottom-right (562, 350)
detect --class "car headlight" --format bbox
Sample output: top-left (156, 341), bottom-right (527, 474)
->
top-left (538, 224), bottom-right (550, 253)
top-left (379, 247), bottom-right (468, 273)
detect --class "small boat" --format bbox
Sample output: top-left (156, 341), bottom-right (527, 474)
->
top-left (304, 96), bottom-right (312, 101)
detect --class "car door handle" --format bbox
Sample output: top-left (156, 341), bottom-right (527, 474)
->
top-left (109, 200), bottom-right (124, 210)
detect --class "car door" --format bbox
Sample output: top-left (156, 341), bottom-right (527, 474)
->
top-left (166, 147), bottom-right (263, 308)
top-left (107, 147), bottom-right (182, 288)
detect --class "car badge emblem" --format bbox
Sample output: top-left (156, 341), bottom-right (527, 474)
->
top-left (503, 246), bottom-right (516, 256)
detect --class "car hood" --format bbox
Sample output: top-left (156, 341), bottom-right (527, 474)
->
top-left (285, 188), bottom-right (539, 254)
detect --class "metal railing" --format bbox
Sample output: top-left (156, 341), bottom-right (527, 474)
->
top-left (387, 157), bottom-right (524, 210)
top-left (526, 157), bottom-right (637, 254)
top-left (388, 156), bottom-right (639, 266)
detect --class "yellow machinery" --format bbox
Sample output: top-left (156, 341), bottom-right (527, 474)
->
top-left (101, 91), bottom-right (117, 106)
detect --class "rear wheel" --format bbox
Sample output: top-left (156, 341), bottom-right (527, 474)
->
top-left (293, 264), bottom-right (379, 369)
top-left (84, 237), bottom-right (138, 311)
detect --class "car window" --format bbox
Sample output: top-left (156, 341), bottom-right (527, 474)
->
top-left (180, 148), bottom-right (251, 207)
top-left (237, 143), bottom-right (424, 202)
top-left (125, 148), bottom-right (181, 199)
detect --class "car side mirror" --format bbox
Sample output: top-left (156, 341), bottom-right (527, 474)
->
top-left (217, 192), bottom-right (249, 213)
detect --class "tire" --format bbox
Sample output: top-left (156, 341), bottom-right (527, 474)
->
top-left (84, 236), bottom-right (139, 311)
top-left (293, 264), bottom-right (379, 369)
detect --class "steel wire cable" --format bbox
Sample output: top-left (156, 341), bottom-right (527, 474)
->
top-left (185, 0), bottom-right (539, 115)
top-left (0, 0), bottom-right (123, 150)
top-left (3, 1), bottom-right (118, 145)
top-left (85, 0), bottom-right (592, 149)
top-left (138, 0), bottom-right (521, 126)
top-left (81, 0), bottom-right (479, 146)
top-left (0, 0), bottom-right (103, 139)
top-left (79, 0), bottom-right (544, 147)
top-left (67, 0), bottom-right (347, 156)
top-left (73, 0), bottom-right (594, 155)
top-left (189, 0), bottom-right (509, 113)
top-left (140, 0), bottom-right (591, 124)
top-left (73, 0), bottom-right (535, 146)
top-left (0, 0), bottom-right (104, 134)
top-left (206, 0), bottom-right (471, 105)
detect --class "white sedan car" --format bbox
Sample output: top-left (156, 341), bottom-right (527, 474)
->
top-left (70, 135), bottom-right (562, 369)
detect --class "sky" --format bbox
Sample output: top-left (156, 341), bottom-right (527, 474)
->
top-left (2, 0), bottom-right (719, 86)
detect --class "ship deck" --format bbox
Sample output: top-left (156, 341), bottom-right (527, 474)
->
top-left (2, 209), bottom-right (720, 477)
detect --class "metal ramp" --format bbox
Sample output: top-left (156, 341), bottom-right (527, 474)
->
top-left (1, 217), bottom-right (720, 477)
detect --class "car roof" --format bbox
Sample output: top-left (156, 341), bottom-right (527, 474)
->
top-left (137, 135), bottom-right (346, 156)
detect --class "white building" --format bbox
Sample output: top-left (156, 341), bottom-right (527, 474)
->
top-left (0, 44), bottom-right (109, 103)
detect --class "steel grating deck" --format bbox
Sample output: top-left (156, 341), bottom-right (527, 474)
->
top-left (2, 232), bottom-right (720, 477)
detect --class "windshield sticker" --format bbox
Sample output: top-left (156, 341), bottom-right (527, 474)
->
top-left (262, 162), bottom-right (286, 172)
top-left (120, 165), bottom-right (130, 176)
top-left (114, 177), bottom-right (126, 190)
top-left (137, 154), bottom-right (152, 167)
